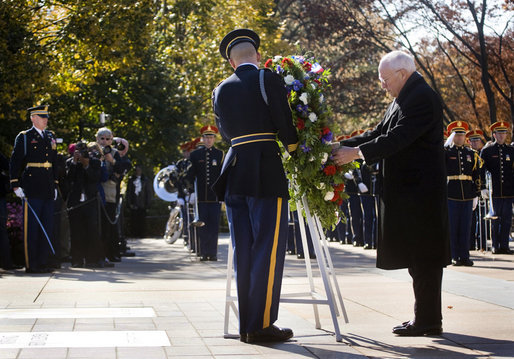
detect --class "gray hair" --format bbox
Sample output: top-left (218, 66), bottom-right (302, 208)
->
top-left (379, 51), bottom-right (416, 73)
top-left (96, 127), bottom-right (113, 139)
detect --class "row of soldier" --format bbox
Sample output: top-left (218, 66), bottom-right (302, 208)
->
top-left (2, 105), bottom-right (141, 273)
top-left (175, 119), bottom-right (514, 267)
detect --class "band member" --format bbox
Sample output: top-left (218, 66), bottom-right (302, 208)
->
top-left (445, 121), bottom-right (482, 266)
top-left (480, 121), bottom-right (514, 254)
top-left (212, 29), bottom-right (298, 343)
top-left (189, 125), bottom-right (224, 261)
top-left (466, 129), bottom-right (487, 251)
top-left (10, 105), bottom-right (58, 273)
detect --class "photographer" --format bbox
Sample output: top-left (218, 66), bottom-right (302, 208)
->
top-left (96, 128), bottom-right (126, 263)
top-left (66, 141), bottom-right (103, 268)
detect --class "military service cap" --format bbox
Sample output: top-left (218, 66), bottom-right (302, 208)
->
top-left (335, 134), bottom-right (349, 141)
top-left (28, 105), bottom-right (49, 117)
top-left (466, 129), bottom-right (484, 140)
top-left (219, 29), bottom-right (260, 60)
top-left (489, 121), bottom-right (510, 133)
top-left (447, 121), bottom-right (469, 134)
top-left (350, 129), bottom-right (365, 138)
top-left (200, 125), bottom-right (218, 136)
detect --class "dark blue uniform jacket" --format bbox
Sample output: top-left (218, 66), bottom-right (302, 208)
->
top-left (480, 143), bottom-right (514, 198)
top-left (212, 65), bottom-right (298, 200)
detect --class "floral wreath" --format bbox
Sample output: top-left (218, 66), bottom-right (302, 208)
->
top-left (265, 55), bottom-right (354, 228)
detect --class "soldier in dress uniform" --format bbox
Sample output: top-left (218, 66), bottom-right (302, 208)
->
top-left (188, 125), bottom-right (224, 261)
top-left (445, 121), bottom-right (482, 266)
top-left (10, 105), bottom-right (58, 273)
top-left (176, 141), bottom-right (194, 246)
top-left (343, 129), bottom-right (367, 247)
top-left (212, 29), bottom-right (298, 343)
top-left (480, 121), bottom-right (514, 254)
top-left (466, 129), bottom-right (487, 251)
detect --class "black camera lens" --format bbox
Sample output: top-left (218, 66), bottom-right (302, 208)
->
top-left (116, 142), bottom-right (126, 151)
top-left (103, 145), bottom-right (112, 154)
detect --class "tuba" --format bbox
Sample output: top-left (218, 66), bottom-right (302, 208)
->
top-left (153, 165), bottom-right (183, 244)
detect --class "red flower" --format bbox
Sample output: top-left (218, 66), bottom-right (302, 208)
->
top-left (334, 183), bottom-right (345, 192)
top-left (303, 62), bottom-right (312, 71)
top-left (264, 59), bottom-right (273, 68)
top-left (323, 165), bottom-right (336, 176)
top-left (296, 118), bottom-right (305, 130)
top-left (281, 58), bottom-right (293, 67)
top-left (337, 198), bottom-right (343, 206)
top-left (313, 79), bottom-right (321, 85)
top-left (330, 191), bottom-right (340, 202)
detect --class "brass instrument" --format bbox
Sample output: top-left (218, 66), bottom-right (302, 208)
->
top-left (153, 165), bottom-right (183, 244)
top-left (484, 171), bottom-right (497, 220)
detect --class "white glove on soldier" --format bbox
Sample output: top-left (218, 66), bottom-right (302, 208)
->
top-left (358, 182), bottom-right (369, 193)
top-left (344, 172), bottom-right (354, 180)
top-left (481, 189), bottom-right (489, 199)
top-left (54, 189), bottom-right (58, 200)
top-left (472, 197), bottom-right (478, 211)
top-left (14, 188), bottom-right (25, 199)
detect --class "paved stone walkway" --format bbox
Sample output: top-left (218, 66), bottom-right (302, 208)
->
top-left (0, 234), bottom-right (512, 358)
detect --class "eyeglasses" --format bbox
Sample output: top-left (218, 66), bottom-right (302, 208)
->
top-left (379, 69), bottom-right (402, 84)
top-left (100, 137), bottom-right (112, 140)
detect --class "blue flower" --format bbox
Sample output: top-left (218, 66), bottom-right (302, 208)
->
top-left (276, 65), bottom-right (283, 73)
top-left (292, 80), bottom-right (303, 91)
top-left (301, 142), bottom-right (311, 153)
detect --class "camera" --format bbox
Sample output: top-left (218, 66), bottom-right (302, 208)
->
top-left (116, 141), bottom-right (126, 151)
top-left (102, 145), bottom-right (112, 155)
top-left (75, 142), bottom-right (89, 158)
top-left (89, 150), bottom-right (102, 159)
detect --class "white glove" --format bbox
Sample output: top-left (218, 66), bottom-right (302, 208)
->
top-left (54, 189), bottom-right (58, 200)
top-left (189, 192), bottom-right (196, 204)
top-left (14, 187), bottom-right (25, 198)
top-left (358, 182), bottom-right (369, 193)
top-left (344, 172), bottom-right (354, 180)
top-left (472, 197), bottom-right (478, 211)
top-left (177, 198), bottom-right (185, 206)
top-left (481, 189), bottom-right (489, 199)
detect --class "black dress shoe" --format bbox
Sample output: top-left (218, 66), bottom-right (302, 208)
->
top-left (25, 268), bottom-right (43, 274)
top-left (392, 322), bottom-right (442, 336)
top-left (120, 251), bottom-right (135, 257)
top-left (297, 253), bottom-right (305, 259)
top-left (103, 260), bottom-right (115, 268)
top-left (503, 248), bottom-right (513, 254)
top-left (108, 256), bottom-right (122, 262)
top-left (71, 262), bottom-right (84, 268)
top-left (363, 244), bottom-right (373, 250)
top-left (208, 256), bottom-right (218, 261)
top-left (452, 259), bottom-right (462, 266)
top-left (245, 325), bottom-right (293, 343)
top-left (462, 258), bottom-right (474, 266)
top-left (353, 241), bottom-right (363, 247)
top-left (2, 265), bottom-right (23, 270)
top-left (239, 333), bottom-right (247, 342)
top-left (200, 256), bottom-right (209, 261)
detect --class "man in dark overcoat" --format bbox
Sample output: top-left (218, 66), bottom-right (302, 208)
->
top-left (212, 29), bottom-right (298, 343)
top-left (333, 51), bottom-right (451, 336)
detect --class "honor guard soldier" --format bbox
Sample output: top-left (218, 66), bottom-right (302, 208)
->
top-left (212, 29), bottom-right (298, 343)
top-left (466, 129), bottom-right (487, 251)
top-left (10, 105), bottom-right (58, 273)
top-left (480, 121), bottom-right (514, 254)
top-left (189, 125), bottom-right (224, 261)
top-left (343, 129), bottom-right (366, 247)
top-left (445, 121), bottom-right (482, 266)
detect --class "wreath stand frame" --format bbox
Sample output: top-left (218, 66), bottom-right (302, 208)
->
top-left (223, 195), bottom-right (348, 342)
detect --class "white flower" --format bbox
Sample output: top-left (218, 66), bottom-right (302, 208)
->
top-left (284, 75), bottom-right (295, 85)
top-left (299, 92), bottom-right (308, 105)
top-left (321, 152), bottom-right (329, 164)
top-left (309, 113), bottom-right (317, 122)
top-left (320, 94), bottom-right (324, 103)
top-left (274, 55), bottom-right (282, 62)
top-left (309, 156), bottom-right (315, 162)
top-left (311, 83), bottom-right (317, 90)
top-left (324, 191), bottom-right (335, 201)
top-left (317, 182), bottom-right (326, 190)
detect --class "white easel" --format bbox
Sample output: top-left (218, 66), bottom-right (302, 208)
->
top-left (223, 195), bottom-right (348, 342)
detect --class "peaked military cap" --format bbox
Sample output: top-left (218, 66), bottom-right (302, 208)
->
top-left (200, 125), bottom-right (218, 136)
top-left (219, 29), bottom-right (260, 60)
top-left (350, 129), bottom-right (365, 138)
top-left (466, 129), bottom-right (484, 140)
top-left (447, 121), bottom-right (469, 134)
top-left (489, 121), bottom-right (510, 133)
top-left (28, 105), bottom-right (49, 117)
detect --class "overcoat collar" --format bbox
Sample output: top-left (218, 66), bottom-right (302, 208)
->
top-left (396, 71), bottom-right (424, 104)
top-left (235, 64), bottom-right (259, 74)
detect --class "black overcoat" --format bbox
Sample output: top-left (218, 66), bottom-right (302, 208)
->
top-left (343, 72), bottom-right (451, 269)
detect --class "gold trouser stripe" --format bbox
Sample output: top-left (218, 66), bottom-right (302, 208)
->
top-left (24, 201), bottom-right (29, 268)
top-left (263, 197), bottom-right (282, 328)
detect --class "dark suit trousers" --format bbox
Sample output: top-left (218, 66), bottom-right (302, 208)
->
top-left (25, 198), bottom-right (54, 270)
top-left (408, 265), bottom-right (443, 327)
